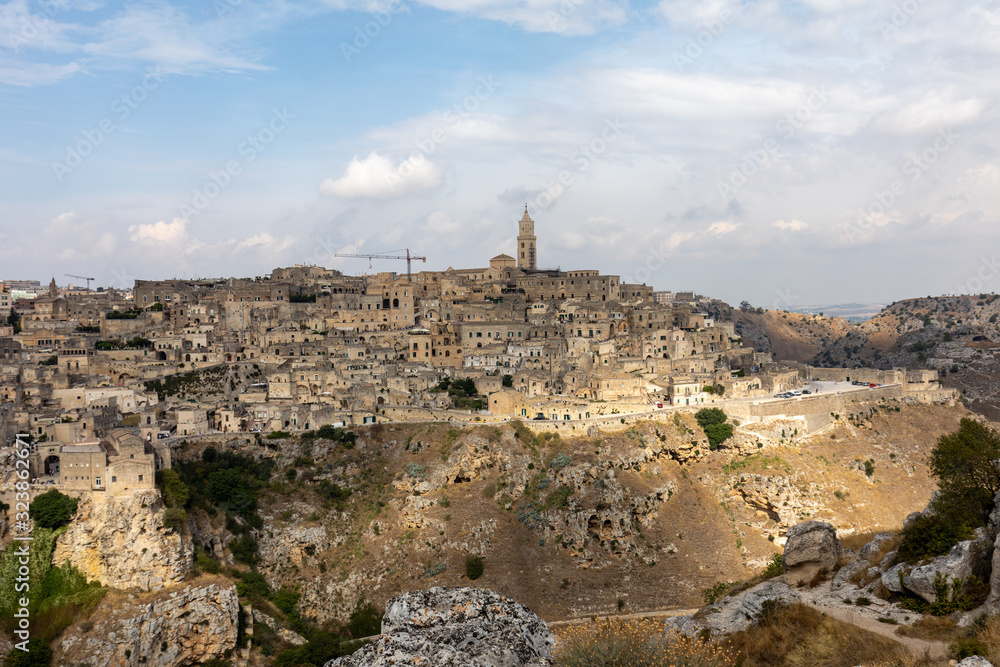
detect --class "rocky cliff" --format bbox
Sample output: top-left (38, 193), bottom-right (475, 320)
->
top-left (327, 586), bottom-right (554, 667)
top-left (56, 580), bottom-right (241, 666)
top-left (53, 488), bottom-right (193, 590)
top-left (191, 400), bottom-right (963, 625)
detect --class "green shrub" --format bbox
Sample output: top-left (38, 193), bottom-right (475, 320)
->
top-left (272, 588), bottom-right (300, 616)
top-left (229, 534), bottom-right (260, 566)
top-left (952, 636), bottom-right (989, 659)
top-left (194, 546), bottom-right (220, 574)
top-left (898, 513), bottom-right (974, 563)
top-left (761, 553), bottom-right (783, 579)
top-left (234, 571), bottom-right (271, 599)
top-left (29, 490), bottom-right (78, 530)
top-left (3, 638), bottom-right (52, 666)
top-left (465, 554), bottom-right (484, 580)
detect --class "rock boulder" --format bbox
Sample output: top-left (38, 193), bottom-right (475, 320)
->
top-left (783, 521), bottom-right (841, 588)
top-left (905, 538), bottom-right (978, 603)
top-left (327, 587), bottom-right (554, 666)
top-left (664, 580), bottom-right (801, 637)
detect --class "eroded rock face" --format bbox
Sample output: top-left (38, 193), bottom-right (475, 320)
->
top-left (52, 489), bottom-right (193, 590)
top-left (783, 521), bottom-right (841, 588)
top-left (58, 583), bottom-right (240, 666)
top-left (664, 580), bottom-right (801, 637)
top-left (905, 538), bottom-right (978, 603)
top-left (327, 586), bottom-right (555, 667)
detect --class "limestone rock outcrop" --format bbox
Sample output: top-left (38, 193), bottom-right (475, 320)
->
top-left (783, 521), bottom-right (841, 587)
top-left (53, 489), bottom-right (193, 590)
top-left (327, 586), bottom-right (555, 666)
top-left (58, 582), bottom-right (240, 666)
top-left (905, 537), bottom-right (979, 603)
top-left (664, 580), bottom-right (801, 637)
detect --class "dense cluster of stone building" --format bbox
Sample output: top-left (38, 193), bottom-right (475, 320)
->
top-left (0, 210), bottom-right (880, 497)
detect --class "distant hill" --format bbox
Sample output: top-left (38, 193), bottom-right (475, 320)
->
top-left (785, 303), bottom-right (888, 323)
top-left (729, 294), bottom-right (1000, 419)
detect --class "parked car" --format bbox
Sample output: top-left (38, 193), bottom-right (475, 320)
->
top-left (802, 390), bottom-right (811, 395)
top-left (656, 402), bottom-right (664, 408)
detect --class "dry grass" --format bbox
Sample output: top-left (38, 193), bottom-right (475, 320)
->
top-left (971, 613), bottom-right (1000, 663)
top-left (896, 616), bottom-right (959, 643)
top-left (841, 531), bottom-right (881, 553)
top-left (726, 603), bottom-right (918, 667)
top-left (552, 618), bottom-right (736, 666)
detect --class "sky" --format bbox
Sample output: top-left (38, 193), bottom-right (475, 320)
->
top-left (1, 0), bottom-right (999, 309)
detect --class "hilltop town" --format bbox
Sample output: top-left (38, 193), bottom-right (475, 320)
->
top-left (0, 210), bottom-right (950, 496)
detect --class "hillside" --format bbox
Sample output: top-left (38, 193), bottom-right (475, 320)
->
top-left (805, 295), bottom-right (1000, 418)
top-left (709, 303), bottom-right (854, 363)
top-left (167, 399), bottom-right (963, 639)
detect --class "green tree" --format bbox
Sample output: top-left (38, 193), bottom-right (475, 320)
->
top-left (29, 490), bottom-right (78, 530)
top-left (930, 418), bottom-right (1000, 524)
top-left (899, 418), bottom-right (1000, 562)
top-left (694, 408), bottom-right (734, 450)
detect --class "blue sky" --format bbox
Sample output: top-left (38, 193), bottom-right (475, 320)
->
top-left (1, 0), bottom-right (999, 309)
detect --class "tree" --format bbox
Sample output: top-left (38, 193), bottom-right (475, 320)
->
top-left (929, 418), bottom-right (1000, 525)
top-left (899, 418), bottom-right (1000, 562)
top-left (694, 408), bottom-right (734, 450)
top-left (29, 489), bottom-right (78, 529)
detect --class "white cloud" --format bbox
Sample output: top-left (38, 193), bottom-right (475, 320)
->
top-left (415, 0), bottom-right (628, 35)
top-left (129, 218), bottom-right (188, 245)
top-left (234, 233), bottom-right (296, 254)
top-left (707, 221), bottom-right (740, 235)
top-left (319, 151), bottom-right (444, 199)
top-left (773, 219), bottom-right (808, 231)
top-left (870, 91), bottom-right (986, 136)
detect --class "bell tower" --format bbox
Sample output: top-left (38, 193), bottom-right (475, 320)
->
top-left (517, 206), bottom-right (537, 271)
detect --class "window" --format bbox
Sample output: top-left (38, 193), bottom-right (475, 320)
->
top-left (138, 475), bottom-right (143, 482)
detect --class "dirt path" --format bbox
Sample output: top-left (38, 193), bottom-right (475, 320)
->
top-left (798, 597), bottom-right (950, 662)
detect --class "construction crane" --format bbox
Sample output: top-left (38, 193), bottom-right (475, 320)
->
top-left (65, 274), bottom-right (96, 290)
top-left (332, 249), bottom-right (426, 282)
